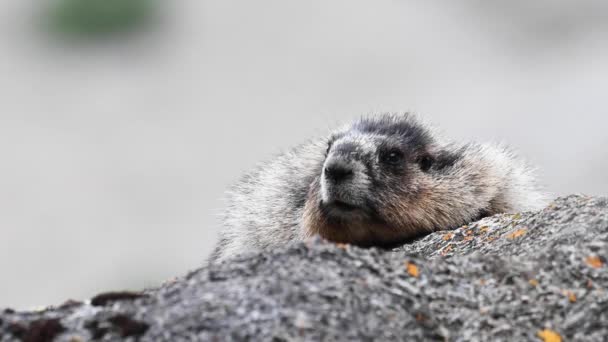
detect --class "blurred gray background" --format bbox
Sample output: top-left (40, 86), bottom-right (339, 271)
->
top-left (1, 0), bottom-right (607, 308)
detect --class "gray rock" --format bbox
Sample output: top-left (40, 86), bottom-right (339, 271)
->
top-left (1, 195), bottom-right (607, 341)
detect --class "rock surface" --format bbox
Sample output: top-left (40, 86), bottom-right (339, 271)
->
top-left (1, 195), bottom-right (607, 341)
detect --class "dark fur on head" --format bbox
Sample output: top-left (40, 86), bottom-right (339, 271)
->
top-left (303, 114), bottom-right (463, 248)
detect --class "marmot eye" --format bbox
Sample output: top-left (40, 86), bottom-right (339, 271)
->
top-left (417, 155), bottom-right (434, 172)
top-left (381, 149), bottom-right (404, 165)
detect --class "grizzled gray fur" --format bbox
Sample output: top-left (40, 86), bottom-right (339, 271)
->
top-left (211, 113), bottom-right (548, 262)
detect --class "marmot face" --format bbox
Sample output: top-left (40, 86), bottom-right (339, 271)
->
top-left (303, 115), bottom-right (457, 248)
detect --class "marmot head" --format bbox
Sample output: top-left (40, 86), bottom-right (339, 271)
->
top-left (303, 113), bottom-right (464, 248)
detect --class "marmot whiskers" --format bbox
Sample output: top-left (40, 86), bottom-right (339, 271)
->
top-left (211, 113), bottom-right (548, 262)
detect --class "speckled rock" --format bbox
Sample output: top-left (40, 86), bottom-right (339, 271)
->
top-left (1, 195), bottom-right (607, 341)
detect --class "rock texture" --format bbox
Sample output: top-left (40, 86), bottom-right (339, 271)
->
top-left (1, 195), bottom-right (607, 341)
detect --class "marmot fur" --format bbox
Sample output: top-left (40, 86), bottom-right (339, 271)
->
top-left (211, 113), bottom-right (548, 262)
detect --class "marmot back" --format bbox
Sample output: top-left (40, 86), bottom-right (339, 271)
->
top-left (211, 113), bottom-right (548, 262)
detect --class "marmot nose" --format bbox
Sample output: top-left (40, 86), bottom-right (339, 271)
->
top-left (324, 162), bottom-right (354, 183)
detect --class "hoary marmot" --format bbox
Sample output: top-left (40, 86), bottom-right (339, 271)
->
top-left (210, 113), bottom-right (548, 262)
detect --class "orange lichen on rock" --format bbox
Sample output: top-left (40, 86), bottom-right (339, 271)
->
top-left (585, 255), bottom-right (604, 268)
top-left (442, 233), bottom-right (454, 241)
top-left (440, 244), bottom-right (453, 256)
top-left (335, 243), bottom-right (349, 250)
top-left (479, 226), bottom-right (490, 233)
top-left (505, 228), bottom-right (527, 239)
top-left (568, 291), bottom-right (576, 303)
top-left (485, 236), bottom-right (497, 243)
top-left (405, 262), bottom-right (419, 278)
top-left (561, 290), bottom-right (576, 303)
top-left (529, 279), bottom-right (539, 287)
top-left (537, 329), bottom-right (562, 342)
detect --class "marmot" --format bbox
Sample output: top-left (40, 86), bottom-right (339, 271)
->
top-left (210, 113), bottom-right (548, 262)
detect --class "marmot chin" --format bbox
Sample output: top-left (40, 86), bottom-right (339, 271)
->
top-left (211, 113), bottom-right (548, 262)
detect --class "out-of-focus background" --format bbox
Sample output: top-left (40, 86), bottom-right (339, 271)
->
top-left (1, 0), bottom-right (607, 309)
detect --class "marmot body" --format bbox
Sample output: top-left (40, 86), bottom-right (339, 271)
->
top-left (211, 114), bottom-right (548, 262)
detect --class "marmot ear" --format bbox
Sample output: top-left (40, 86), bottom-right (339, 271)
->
top-left (433, 149), bottom-right (461, 171)
top-left (421, 145), bottom-right (461, 172)
top-left (325, 136), bottom-right (336, 157)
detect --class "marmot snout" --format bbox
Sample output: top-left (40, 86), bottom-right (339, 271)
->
top-left (211, 113), bottom-right (548, 262)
